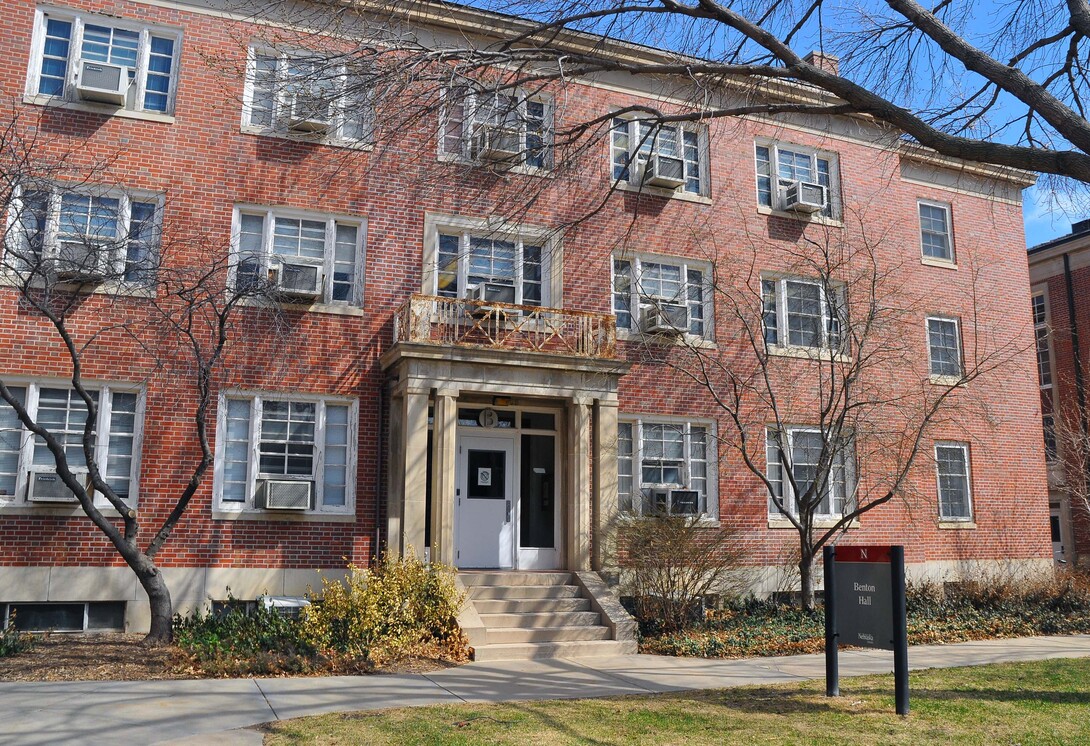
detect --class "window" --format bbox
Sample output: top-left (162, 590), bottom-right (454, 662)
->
top-left (613, 256), bottom-right (710, 336)
top-left (935, 441), bottom-right (972, 521)
top-left (440, 87), bottom-right (552, 169)
top-left (1042, 414), bottom-right (1058, 462)
top-left (0, 383), bottom-right (142, 504)
top-left (766, 427), bottom-right (854, 520)
top-left (434, 230), bottom-right (548, 306)
top-left (243, 48), bottom-right (372, 144)
top-left (1033, 293), bottom-right (1052, 388)
top-left (611, 117), bottom-right (705, 195)
top-left (761, 276), bottom-right (846, 351)
top-left (617, 420), bottom-right (715, 517)
top-left (5, 186), bottom-right (159, 283)
top-left (232, 207), bottom-right (364, 305)
top-left (927, 317), bottom-right (962, 378)
top-left (755, 142), bottom-right (838, 217)
top-left (28, 9), bottom-right (181, 114)
top-left (215, 393), bottom-right (356, 513)
top-left (919, 201), bottom-right (954, 262)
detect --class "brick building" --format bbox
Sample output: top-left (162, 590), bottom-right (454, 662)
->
top-left (0, 0), bottom-right (1052, 634)
top-left (1028, 220), bottom-right (1090, 568)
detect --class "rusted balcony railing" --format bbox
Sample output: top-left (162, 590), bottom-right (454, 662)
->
top-left (393, 294), bottom-right (617, 359)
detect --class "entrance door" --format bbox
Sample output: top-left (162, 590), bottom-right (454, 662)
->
top-left (518, 433), bottom-right (560, 569)
top-left (455, 435), bottom-right (515, 569)
top-left (1051, 509), bottom-right (1066, 563)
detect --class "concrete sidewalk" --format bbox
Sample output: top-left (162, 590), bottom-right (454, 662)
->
top-left (1, 634), bottom-right (1089, 746)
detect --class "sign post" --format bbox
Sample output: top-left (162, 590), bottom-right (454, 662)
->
top-left (823, 544), bottom-right (909, 716)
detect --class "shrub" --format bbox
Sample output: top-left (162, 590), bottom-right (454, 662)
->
top-left (622, 514), bottom-right (748, 634)
top-left (298, 553), bottom-right (470, 666)
top-left (0, 615), bottom-right (34, 658)
top-left (173, 597), bottom-right (323, 676)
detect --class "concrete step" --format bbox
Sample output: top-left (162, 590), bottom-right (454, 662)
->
top-left (478, 611), bottom-right (602, 628)
top-left (486, 625), bottom-right (612, 644)
top-left (472, 597), bottom-right (593, 614)
top-left (472, 639), bottom-right (638, 662)
top-left (469, 584), bottom-right (582, 600)
top-left (460, 571), bottom-right (573, 587)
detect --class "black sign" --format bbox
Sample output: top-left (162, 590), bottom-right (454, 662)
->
top-left (832, 545), bottom-right (895, 650)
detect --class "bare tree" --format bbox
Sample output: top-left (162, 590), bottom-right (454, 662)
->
top-left (0, 112), bottom-right (282, 644)
top-left (622, 215), bottom-right (1020, 609)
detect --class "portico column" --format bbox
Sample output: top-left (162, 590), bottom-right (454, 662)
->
top-left (401, 386), bottom-right (430, 559)
top-left (593, 398), bottom-right (620, 572)
top-left (430, 389), bottom-right (458, 566)
top-left (567, 396), bottom-right (593, 571)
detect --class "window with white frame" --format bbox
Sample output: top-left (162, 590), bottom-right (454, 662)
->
top-left (440, 87), bottom-right (552, 169)
top-left (0, 383), bottom-right (142, 504)
top-left (919, 201), bottom-right (954, 262)
top-left (766, 427), bottom-right (854, 519)
top-left (617, 420), bottom-right (714, 517)
top-left (1033, 292), bottom-right (1052, 388)
top-left (434, 229), bottom-right (548, 306)
top-left (761, 276), bottom-right (846, 351)
top-left (27, 8), bottom-right (181, 114)
top-left (232, 207), bottom-right (364, 305)
top-left (611, 117), bottom-right (706, 195)
top-left (613, 255), bottom-right (711, 337)
top-left (5, 185), bottom-right (160, 284)
top-left (755, 142), bottom-right (839, 217)
top-left (215, 394), bottom-right (356, 513)
top-left (926, 317), bottom-right (962, 378)
top-left (935, 441), bottom-right (972, 521)
top-left (243, 48), bottom-right (372, 143)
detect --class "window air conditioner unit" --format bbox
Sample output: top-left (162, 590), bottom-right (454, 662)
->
top-left (471, 124), bottom-right (521, 163)
top-left (256, 479), bottom-right (313, 510)
top-left (270, 262), bottom-right (323, 300)
top-left (259, 595), bottom-right (311, 620)
top-left (669, 489), bottom-right (700, 515)
top-left (642, 154), bottom-right (686, 189)
top-left (75, 59), bottom-right (128, 106)
top-left (465, 282), bottom-right (517, 316)
top-left (783, 180), bottom-right (826, 213)
top-left (26, 468), bottom-right (87, 503)
top-left (641, 302), bottom-right (688, 335)
top-left (53, 241), bottom-right (109, 283)
top-left (286, 92), bottom-right (332, 133)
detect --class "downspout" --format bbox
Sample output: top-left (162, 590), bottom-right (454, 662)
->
top-left (1062, 254), bottom-right (1090, 500)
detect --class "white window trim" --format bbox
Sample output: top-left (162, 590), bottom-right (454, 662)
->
top-left (609, 113), bottom-right (711, 199)
top-left (935, 440), bottom-right (973, 522)
top-left (754, 139), bottom-right (842, 222)
top-left (229, 205), bottom-right (366, 307)
top-left (212, 391), bottom-right (358, 516)
top-left (761, 273), bottom-right (847, 356)
top-left (421, 212), bottom-right (562, 306)
top-left (437, 86), bottom-right (554, 175)
top-left (618, 416), bottom-right (719, 521)
top-left (918, 199), bottom-right (956, 265)
top-left (25, 7), bottom-right (183, 116)
top-left (0, 378), bottom-right (145, 508)
top-left (240, 44), bottom-right (374, 148)
top-left (765, 425), bottom-right (855, 522)
top-left (3, 183), bottom-right (163, 291)
top-left (1032, 287), bottom-right (1054, 391)
top-left (612, 252), bottom-right (714, 342)
top-left (925, 315), bottom-right (963, 383)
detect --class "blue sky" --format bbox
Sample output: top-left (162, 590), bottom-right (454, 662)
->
top-left (1024, 186), bottom-right (1087, 249)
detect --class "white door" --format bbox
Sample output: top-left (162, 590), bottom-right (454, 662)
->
top-left (455, 434), bottom-right (516, 569)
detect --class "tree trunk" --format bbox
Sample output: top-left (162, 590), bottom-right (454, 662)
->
top-left (799, 547), bottom-right (816, 612)
top-left (134, 559), bottom-right (174, 645)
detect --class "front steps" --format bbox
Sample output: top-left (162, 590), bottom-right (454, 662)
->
top-left (460, 571), bottom-right (638, 661)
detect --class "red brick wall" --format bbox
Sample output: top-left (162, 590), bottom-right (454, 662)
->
top-left (0, 0), bottom-right (1051, 572)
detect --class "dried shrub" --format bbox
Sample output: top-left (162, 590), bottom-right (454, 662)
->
top-left (299, 553), bottom-right (470, 667)
top-left (0, 615), bottom-right (35, 658)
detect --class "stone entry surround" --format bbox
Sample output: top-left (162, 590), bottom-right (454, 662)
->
top-left (380, 342), bottom-right (629, 572)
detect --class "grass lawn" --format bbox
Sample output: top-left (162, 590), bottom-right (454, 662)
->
top-left (265, 658), bottom-right (1090, 745)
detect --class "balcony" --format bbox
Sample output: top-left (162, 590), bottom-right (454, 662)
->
top-left (392, 294), bottom-right (617, 359)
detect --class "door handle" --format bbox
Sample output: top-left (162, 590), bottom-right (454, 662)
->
top-left (505, 499), bottom-right (511, 523)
